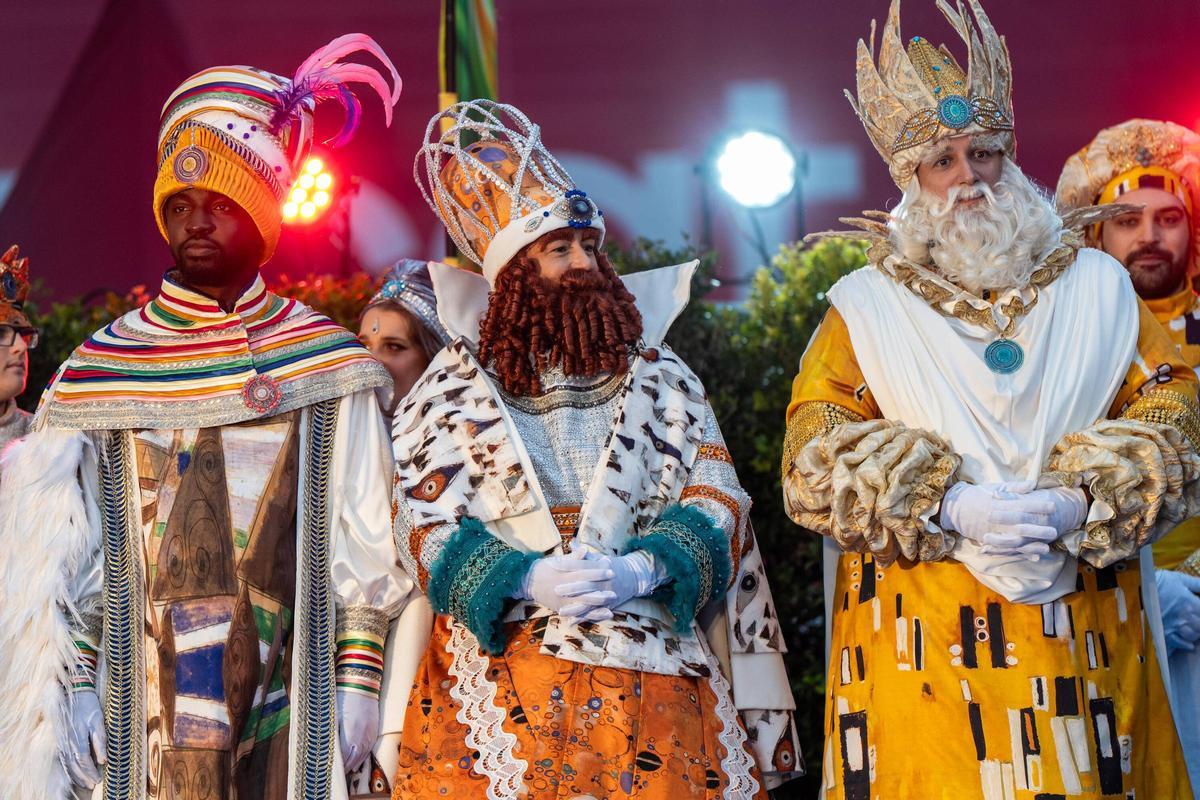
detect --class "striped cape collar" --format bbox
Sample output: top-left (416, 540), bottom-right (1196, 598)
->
top-left (142, 272), bottom-right (289, 334)
top-left (34, 273), bottom-right (389, 431)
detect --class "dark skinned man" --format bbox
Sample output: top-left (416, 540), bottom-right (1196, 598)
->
top-left (0, 35), bottom-right (415, 800)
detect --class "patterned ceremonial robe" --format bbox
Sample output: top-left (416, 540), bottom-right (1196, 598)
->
top-left (1144, 282), bottom-right (1200, 572)
top-left (783, 236), bottom-right (1200, 799)
top-left (0, 274), bottom-right (416, 800)
top-left (387, 262), bottom-right (801, 800)
top-left (1143, 280), bottom-right (1200, 793)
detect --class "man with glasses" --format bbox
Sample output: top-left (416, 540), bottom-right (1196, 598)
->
top-left (0, 245), bottom-right (36, 457)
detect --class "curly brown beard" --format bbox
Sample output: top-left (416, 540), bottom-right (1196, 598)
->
top-left (476, 249), bottom-right (643, 397)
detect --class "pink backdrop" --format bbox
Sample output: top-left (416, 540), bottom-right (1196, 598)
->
top-left (4, 0), bottom-right (1200, 298)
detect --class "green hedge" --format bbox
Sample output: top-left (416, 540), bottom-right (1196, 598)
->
top-left (22, 239), bottom-right (868, 796)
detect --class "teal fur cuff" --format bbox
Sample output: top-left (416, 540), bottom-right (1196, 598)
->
top-left (428, 516), bottom-right (538, 653)
top-left (625, 503), bottom-right (731, 632)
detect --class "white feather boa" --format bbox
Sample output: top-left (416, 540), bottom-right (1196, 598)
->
top-left (0, 429), bottom-right (99, 799)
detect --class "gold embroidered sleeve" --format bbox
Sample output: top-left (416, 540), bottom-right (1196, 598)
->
top-left (1121, 389), bottom-right (1200, 454)
top-left (781, 401), bottom-right (864, 477)
top-left (1108, 298), bottom-right (1200, 419)
top-left (782, 307), bottom-right (958, 563)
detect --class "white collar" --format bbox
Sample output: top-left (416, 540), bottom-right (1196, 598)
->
top-left (429, 260), bottom-right (698, 348)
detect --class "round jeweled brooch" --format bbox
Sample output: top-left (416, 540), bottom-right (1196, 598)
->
top-left (937, 95), bottom-right (972, 129)
top-left (173, 145), bottom-right (209, 183)
top-left (241, 373), bottom-right (282, 414)
top-left (563, 188), bottom-right (598, 228)
top-left (984, 338), bottom-right (1024, 374)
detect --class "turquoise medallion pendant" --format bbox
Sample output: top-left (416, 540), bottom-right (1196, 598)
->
top-left (984, 338), bottom-right (1024, 374)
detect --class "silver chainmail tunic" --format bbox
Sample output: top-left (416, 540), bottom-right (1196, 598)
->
top-left (498, 366), bottom-right (627, 508)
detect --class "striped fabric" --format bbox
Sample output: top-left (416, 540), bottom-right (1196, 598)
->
top-left (334, 631), bottom-right (385, 698)
top-left (69, 635), bottom-right (99, 692)
top-left (37, 272), bottom-right (389, 431)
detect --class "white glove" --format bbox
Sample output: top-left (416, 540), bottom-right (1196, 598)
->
top-left (979, 483), bottom-right (1087, 557)
top-left (1157, 569), bottom-right (1200, 654)
top-left (515, 554), bottom-right (616, 619)
top-left (578, 551), bottom-right (665, 618)
top-left (65, 690), bottom-right (106, 789)
top-left (336, 689), bottom-right (380, 773)
top-left (942, 481), bottom-right (1060, 558)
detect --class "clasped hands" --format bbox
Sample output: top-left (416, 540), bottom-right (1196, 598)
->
top-left (516, 550), bottom-right (660, 622)
top-left (941, 479), bottom-right (1087, 559)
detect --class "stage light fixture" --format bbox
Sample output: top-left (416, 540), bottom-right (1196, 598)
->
top-left (283, 156), bottom-right (337, 225)
top-left (714, 131), bottom-right (797, 209)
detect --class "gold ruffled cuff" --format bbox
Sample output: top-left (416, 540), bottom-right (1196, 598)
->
top-left (783, 416), bottom-right (960, 565)
top-left (1046, 415), bottom-right (1200, 568)
top-left (781, 401), bottom-right (865, 477)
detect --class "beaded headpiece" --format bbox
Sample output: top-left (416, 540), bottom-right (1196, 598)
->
top-left (847, 0), bottom-right (1015, 188)
top-left (0, 245), bottom-right (31, 328)
top-left (154, 34), bottom-right (401, 264)
top-left (1056, 119), bottom-right (1200, 267)
top-left (415, 100), bottom-right (605, 285)
top-left (369, 259), bottom-right (451, 346)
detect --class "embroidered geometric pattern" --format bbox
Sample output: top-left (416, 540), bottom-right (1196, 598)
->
top-left (292, 398), bottom-right (339, 800)
top-left (99, 429), bottom-right (146, 798)
top-left (681, 484), bottom-right (743, 529)
top-left (697, 443), bottom-right (734, 463)
top-left (1121, 388), bottom-right (1200, 453)
top-left (39, 274), bottom-right (386, 430)
top-left (428, 517), bottom-right (537, 653)
top-left (782, 401), bottom-right (865, 475)
top-left (630, 505), bottom-right (731, 629)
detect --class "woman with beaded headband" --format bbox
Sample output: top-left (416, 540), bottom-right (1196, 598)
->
top-left (783, 1), bottom-right (1198, 796)
top-left (346, 260), bottom-right (451, 799)
top-left (385, 100), bottom-right (802, 799)
top-left (358, 259), bottom-right (451, 417)
top-left (0, 35), bottom-right (421, 800)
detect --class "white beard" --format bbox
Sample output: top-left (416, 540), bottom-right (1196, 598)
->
top-left (889, 158), bottom-right (1064, 294)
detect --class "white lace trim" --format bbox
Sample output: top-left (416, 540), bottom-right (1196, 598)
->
top-left (446, 620), bottom-right (527, 799)
top-left (703, 645), bottom-right (762, 799)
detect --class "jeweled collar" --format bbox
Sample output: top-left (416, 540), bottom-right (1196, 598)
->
top-left (873, 235), bottom-right (1079, 336)
top-left (807, 210), bottom-right (1080, 337)
top-left (140, 271), bottom-right (288, 334)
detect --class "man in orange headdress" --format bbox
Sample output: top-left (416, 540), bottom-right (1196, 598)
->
top-left (0, 36), bottom-right (415, 800)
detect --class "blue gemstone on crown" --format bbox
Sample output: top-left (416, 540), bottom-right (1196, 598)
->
top-left (937, 95), bottom-right (972, 129)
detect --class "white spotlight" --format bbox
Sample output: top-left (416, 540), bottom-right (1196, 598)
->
top-left (715, 131), bottom-right (797, 209)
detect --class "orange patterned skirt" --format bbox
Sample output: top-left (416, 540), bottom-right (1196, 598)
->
top-left (391, 615), bottom-right (767, 799)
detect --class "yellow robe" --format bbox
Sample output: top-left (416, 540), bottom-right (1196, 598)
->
top-left (1145, 283), bottom-right (1200, 572)
top-left (785, 299), bottom-right (1196, 799)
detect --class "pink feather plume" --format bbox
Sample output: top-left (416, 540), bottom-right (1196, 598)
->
top-left (270, 33), bottom-right (402, 147)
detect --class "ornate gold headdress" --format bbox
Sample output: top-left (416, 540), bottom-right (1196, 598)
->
top-left (1056, 119), bottom-right (1200, 268)
top-left (1056, 119), bottom-right (1200, 215)
top-left (847, 0), bottom-right (1015, 188)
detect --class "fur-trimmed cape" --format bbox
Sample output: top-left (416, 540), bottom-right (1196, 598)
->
top-left (0, 429), bottom-right (99, 799)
